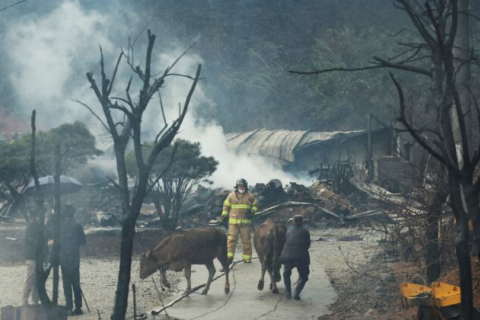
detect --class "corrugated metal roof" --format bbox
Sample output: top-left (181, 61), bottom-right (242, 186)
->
top-left (225, 129), bottom-right (309, 162)
top-left (225, 129), bottom-right (367, 163)
top-left (297, 130), bottom-right (365, 149)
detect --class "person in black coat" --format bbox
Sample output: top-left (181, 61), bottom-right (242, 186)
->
top-left (279, 214), bottom-right (311, 300)
top-left (60, 205), bottom-right (86, 315)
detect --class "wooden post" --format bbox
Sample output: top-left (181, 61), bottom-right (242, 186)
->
top-left (132, 284), bottom-right (137, 320)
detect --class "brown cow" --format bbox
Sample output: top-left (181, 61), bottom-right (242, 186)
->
top-left (140, 228), bottom-right (230, 295)
top-left (254, 218), bottom-right (287, 293)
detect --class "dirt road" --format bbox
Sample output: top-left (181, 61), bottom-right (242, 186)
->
top-left (149, 244), bottom-right (336, 320)
top-left (0, 226), bottom-right (380, 319)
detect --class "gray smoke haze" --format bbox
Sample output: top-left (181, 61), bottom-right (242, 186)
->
top-left (2, 0), bottom-right (310, 188)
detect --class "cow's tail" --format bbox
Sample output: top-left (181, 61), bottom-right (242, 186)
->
top-left (272, 225), bottom-right (282, 283)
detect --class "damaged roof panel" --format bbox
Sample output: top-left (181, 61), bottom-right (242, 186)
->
top-left (225, 129), bottom-right (369, 163)
top-left (226, 129), bottom-right (309, 162)
top-left (224, 130), bottom-right (259, 151)
top-left (298, 130), bottom-right (365, 150)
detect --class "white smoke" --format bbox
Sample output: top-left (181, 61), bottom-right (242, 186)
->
top-left (150, 50), bottom-right (310, 188)
top-left (5, 0), bottom-right (117, 127)
top-left (3, 0), bottom-right (310, 188)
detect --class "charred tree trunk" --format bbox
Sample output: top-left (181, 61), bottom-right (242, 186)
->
top-left (450, 173), bottom-right (473, 319)
top-left (110, 145), bottom-right (132, 320)
top-left (30, 110), bottom-right (51, 306)
top-left (456, 223), bottom-right (473, 320)
top-left (111, 218), bottom-right (136, 320)
top-left (111, 173), bottom-right (149, 320)
top-left (453, 0), bottom-right (472, 151)
top-left (84, 31), bottom-right (200, 320)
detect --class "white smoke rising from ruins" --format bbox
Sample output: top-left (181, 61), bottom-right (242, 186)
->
top-left (151, 50), bottom-right (310, 188)
top-left (3, 0), bottom-right (310, 188)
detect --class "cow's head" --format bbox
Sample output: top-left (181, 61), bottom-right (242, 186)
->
top-left (140, 249), bottom-right (162, 279)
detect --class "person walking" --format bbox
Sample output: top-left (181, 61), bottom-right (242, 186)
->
top-left (221, 178), bottom-right (259, 263)
top-left (280, 214), bottom-right (311, 300)
top-left (59, 205), bottom-right (86, 315)
top-left (22, 217), bottom-right (40, 305)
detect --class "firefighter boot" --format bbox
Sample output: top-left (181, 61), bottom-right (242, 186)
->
top-left (293, 278), bottom-right (307, 300)
top-left (284, 274), bottom-right (292, 299)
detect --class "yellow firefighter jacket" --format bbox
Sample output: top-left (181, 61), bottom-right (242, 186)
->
top-left (222, 191), bottom-right (259, 224)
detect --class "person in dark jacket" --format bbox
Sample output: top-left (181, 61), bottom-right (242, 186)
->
top-left (22, 218), bottom-right (40, 305)
top-left (60, 205), bottom-right (86, 315)
top-left (280, 214), bottom-right (311, 300)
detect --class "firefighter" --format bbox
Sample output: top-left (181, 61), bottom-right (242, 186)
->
top-left (280, 214), bottom-right (311, 300)
top-left (221, 178), bottom-right (259, 263)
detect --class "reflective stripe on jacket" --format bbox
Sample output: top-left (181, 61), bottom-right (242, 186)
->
top-left (222, 191), bottom-right (259, 224)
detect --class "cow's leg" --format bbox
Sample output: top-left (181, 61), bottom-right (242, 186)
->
top-left (160, 268), bottom-right (171, 289)
top-left (202, 261), bottom-right (216, 295)
top-left (218, 256), bottom-right (230, 294)
top-left (184, 263), bottom-right (192, 294)
top-left (267, 265), bottom-right (279, 293)
top-left (257, 257), bottom-right (267, 291)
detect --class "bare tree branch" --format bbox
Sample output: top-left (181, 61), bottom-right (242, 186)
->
top-left (72, 99), bottom-right (111, 134)
top-left (289, 65), bottom-right (382, 75)
top-left (372, 56), bottom-right (432, 76)
top-left (145, 143), bottom-right (179, 196)
top-left (0, 0), bottom-right (26, 12)
top-left (107, 52), bottom-right (124, 96)
top-left (391, 72), bottom-right (453, 170)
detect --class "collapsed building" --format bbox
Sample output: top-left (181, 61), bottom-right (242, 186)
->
top-left (226, 127), bottom-right (426, 194)
top-left (0, 121), bottom-right (427, 227)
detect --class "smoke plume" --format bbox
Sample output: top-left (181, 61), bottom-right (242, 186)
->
top-left (2, 0), bottom-right (309, 188)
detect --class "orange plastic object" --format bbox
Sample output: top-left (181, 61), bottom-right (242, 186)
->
top-left (400, 282), bottom-right (433, 307)
top-left (431, 282), bottom-right (461, 308)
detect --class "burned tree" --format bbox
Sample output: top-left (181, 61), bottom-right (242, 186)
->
top-left (293, 0), bottom-right (479, 317)
top-left (25, 114), bottom-right (102, 307)
top-left (81, 31), bottom-right (201, 320)
top-left (390, 1), bottom-right (479, 317)
top-left (127, 139), bottom-right (217, 231)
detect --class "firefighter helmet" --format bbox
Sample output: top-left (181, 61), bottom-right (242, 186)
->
top-left (235, 178), bottom-right (248, 191)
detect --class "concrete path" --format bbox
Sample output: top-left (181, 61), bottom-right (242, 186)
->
top-left (150, 249), bottom-right (336, 320)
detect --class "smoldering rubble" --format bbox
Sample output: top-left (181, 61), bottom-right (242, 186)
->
top-left (0, 177), bottom-right (389, 230)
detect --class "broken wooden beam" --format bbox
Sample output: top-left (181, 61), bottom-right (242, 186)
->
top-left (151, 258), bottom-right (251, 316)
top-left (254, 201), bottom-right (345, 225)
top-left (315, 205), bottom-right (345, 225)
top-left (343, 209), bottom-right (383, 220)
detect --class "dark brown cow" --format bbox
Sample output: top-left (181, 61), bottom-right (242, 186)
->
top-left (140, 228), bottom-right (230, 295)
top-left (254, 218), bottom-right (287, 293)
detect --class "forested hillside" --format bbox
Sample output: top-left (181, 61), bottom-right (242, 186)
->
top-left (1, 1), bottom-right (478, 132)
top-left (134, 0), bottom-right (417, 132)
